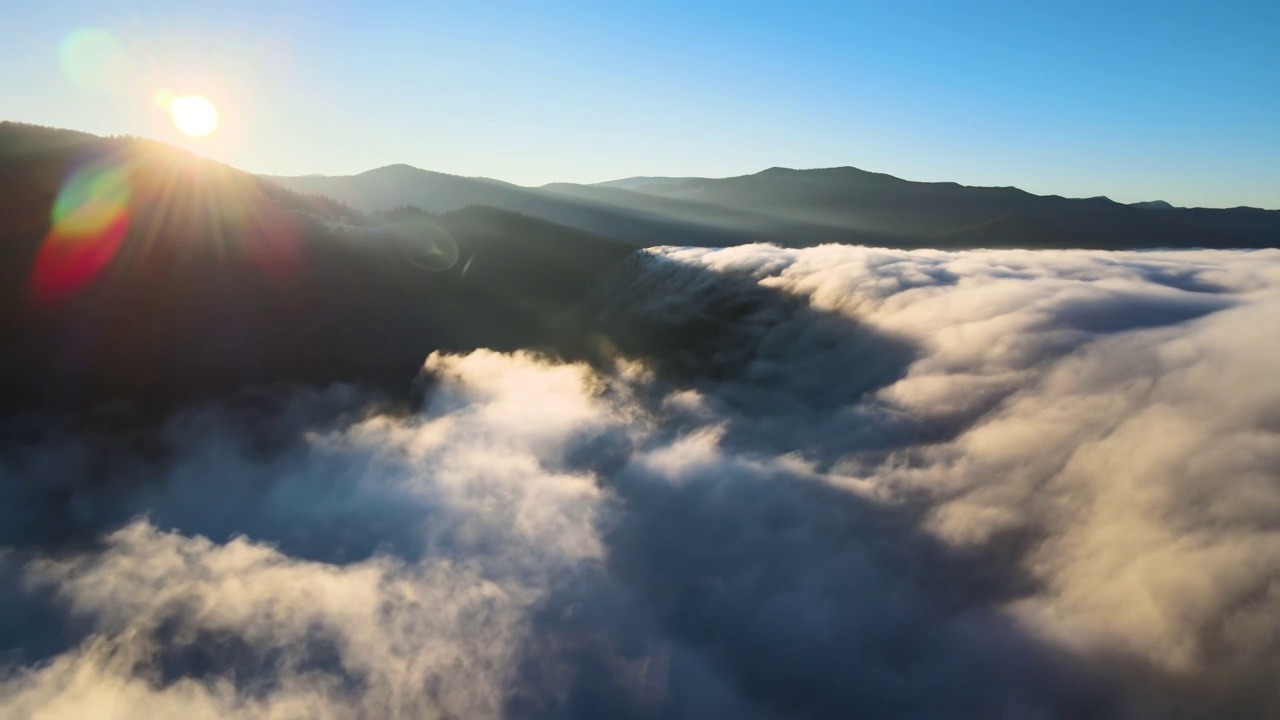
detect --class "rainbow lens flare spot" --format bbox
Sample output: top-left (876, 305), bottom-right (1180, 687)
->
top-left (59, 28), bottom-right (136, 93)
top-left (31, 161), bottom-right (133, 303)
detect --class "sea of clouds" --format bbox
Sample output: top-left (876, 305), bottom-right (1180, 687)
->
top-left (1, 244), bottom-right (1277, 718)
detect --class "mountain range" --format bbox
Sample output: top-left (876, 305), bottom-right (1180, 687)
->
top-left (268, 164), bottom-right (1280, 251)
top-left (2, 121), bottom-right (1277, 414)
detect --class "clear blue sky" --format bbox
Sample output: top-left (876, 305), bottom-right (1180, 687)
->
top-left (3, 0), bottom-right (1277, 207)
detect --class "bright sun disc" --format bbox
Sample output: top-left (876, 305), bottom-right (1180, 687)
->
top-left (169, 95), bottom-right (218, 137)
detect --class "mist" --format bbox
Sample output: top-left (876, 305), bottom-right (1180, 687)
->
top-left (1, 244), bottom-right (1277, 718)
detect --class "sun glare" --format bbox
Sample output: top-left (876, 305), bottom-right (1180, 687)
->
top-left (169, 95), bottom-right (218, 137)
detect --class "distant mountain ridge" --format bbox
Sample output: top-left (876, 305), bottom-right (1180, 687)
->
top-left (269, 164), bottom-right (1280, 250)
top-left (263, 165), bottom-right (750, 247)
top-left (591, 176), bottom-right (701, 191)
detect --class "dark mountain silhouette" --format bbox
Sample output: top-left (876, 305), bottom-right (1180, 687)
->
top-left (0, 123), bottom-right (633, 415)
top-left (616, 166), bottom-right (1280, 249)
top-left (264, 164), bottom-right (522, 214)
top-left (1131, 200), bottom-right (1175, 210)
top-left (265, 165), bottom-right (749, 247)
top-left (271, 164), bottom-right (1280, 250)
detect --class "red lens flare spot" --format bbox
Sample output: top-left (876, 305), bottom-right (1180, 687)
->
top-left (30, 161), bottom-right (133, 304)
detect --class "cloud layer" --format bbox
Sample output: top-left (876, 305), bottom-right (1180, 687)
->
top-left (2, 245), bottom-right (1278, 718)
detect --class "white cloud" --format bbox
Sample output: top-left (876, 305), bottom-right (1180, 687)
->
top-left (2, 245), bottom-right (1278, 717)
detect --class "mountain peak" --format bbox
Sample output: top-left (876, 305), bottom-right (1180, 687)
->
top-left (363, 163), bottom-right (430, 176)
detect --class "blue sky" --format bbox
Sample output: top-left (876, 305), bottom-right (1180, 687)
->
top-left (3, 0), bottom-right (1277, 207)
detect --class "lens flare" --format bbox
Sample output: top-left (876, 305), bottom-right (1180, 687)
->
top-left (392, 214), bottom-right (459, 271)
top-left (59, 28), bottom-right (137, 92)
top-left (31, 160), bottom-right (133, 303)
top-left (169, 95), bottom-right (219, 137)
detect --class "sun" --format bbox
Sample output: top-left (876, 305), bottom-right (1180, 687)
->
top-left (168, 95), bottom-right (218, 137)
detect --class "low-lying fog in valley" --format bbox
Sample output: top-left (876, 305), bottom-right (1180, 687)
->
top-left (2, 244), bottom-right (1277, 718)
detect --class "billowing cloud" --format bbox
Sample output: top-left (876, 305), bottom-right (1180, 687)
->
top-left (1, 245), bottom-right (1278, 718)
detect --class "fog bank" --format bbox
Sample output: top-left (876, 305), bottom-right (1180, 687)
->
top-left (2, 245), bottom-right (1278, 718)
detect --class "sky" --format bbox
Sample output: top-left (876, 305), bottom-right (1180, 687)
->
top-left (2, 0), bottom-right (1277, 208)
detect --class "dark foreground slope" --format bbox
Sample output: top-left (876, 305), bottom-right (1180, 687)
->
top-left (0, 123), bottom-right (633, 414)
top-left (272, 164), bottom-right (1280, 250)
